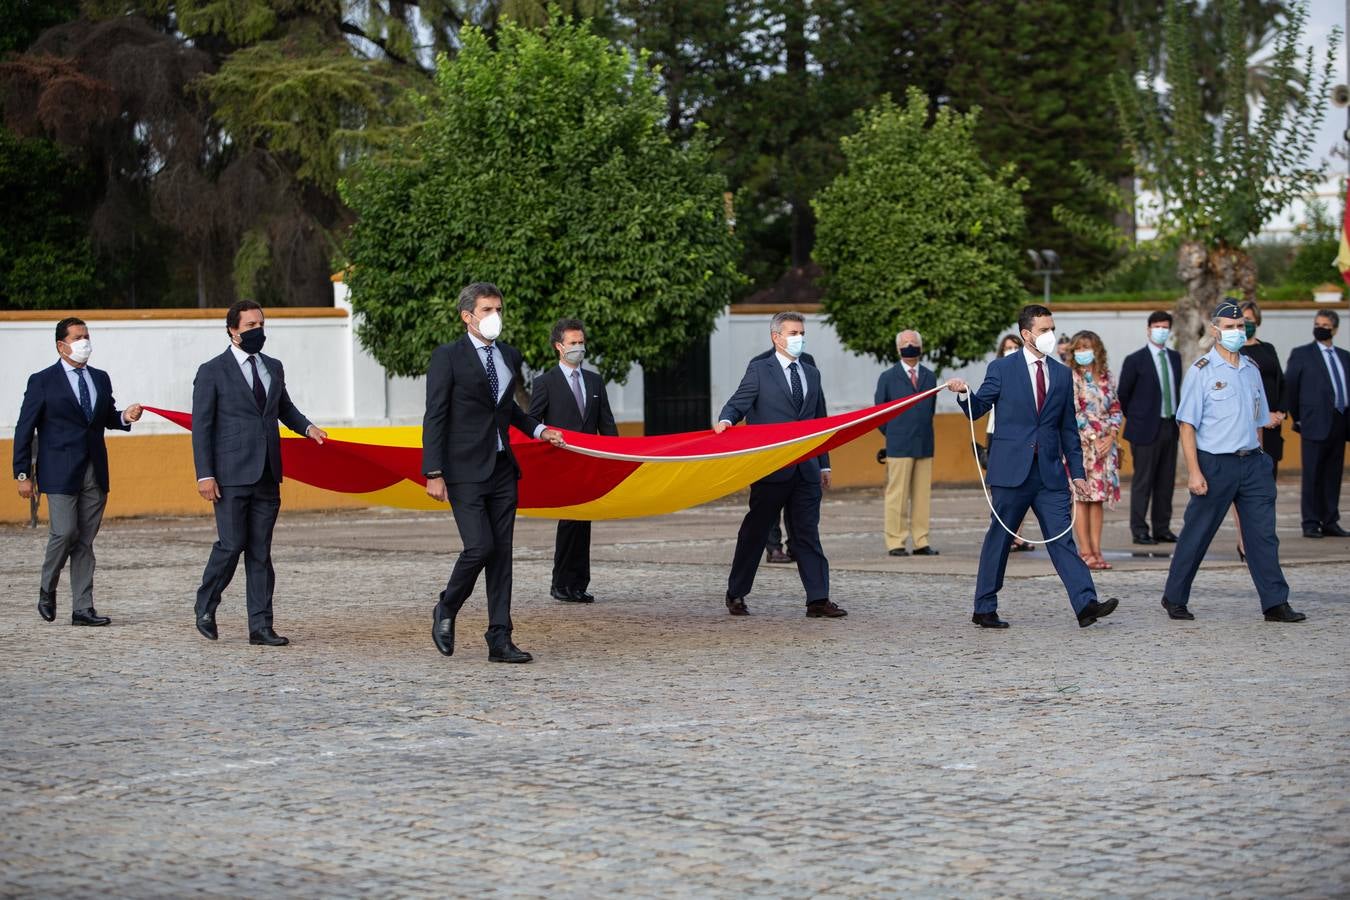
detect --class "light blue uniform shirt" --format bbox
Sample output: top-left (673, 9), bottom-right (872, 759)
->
top-left (1175, 346), bottom-right (1268, 454)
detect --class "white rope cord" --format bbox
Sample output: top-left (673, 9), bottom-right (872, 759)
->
top-left (955, 379), bottom-right (1076, 545)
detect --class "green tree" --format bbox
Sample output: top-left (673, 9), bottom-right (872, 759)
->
top-left (941, 0), bottom-right (1131, 291)
top-left (813, 88), bottom-right (1028, 369)
top-left (1099, 0), bottom-right (1339, 362)
top-left (341, 17), bottom-right (743, 381)
top-left (0, 129), bottom-right (99, 308)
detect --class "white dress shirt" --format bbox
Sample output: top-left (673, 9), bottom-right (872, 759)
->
top-left (228, 343), bottom-right (272, 395)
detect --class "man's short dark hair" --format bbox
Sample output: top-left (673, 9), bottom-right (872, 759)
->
top-left (1147, 310), bottom-right (1173, 327)
top-left (1017, 304), bottom-right (1052, 334)
top-left (1316, 309), bottom-right (1340, 328)
top-left (458, 282), bottom-right (502, 315)
top-left (551, 317), bottom-right (586, 346)
top-left (55, 317), bottom-right (86, 342)
top-left (226, 299), bottom-right (263, 331)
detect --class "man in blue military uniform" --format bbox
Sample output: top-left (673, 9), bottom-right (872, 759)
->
top-left (1160, 299), bottom-right (1306, 623)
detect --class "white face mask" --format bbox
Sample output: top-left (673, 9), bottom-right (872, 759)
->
top-left (65, 338), bottom-right (92, 364)
top-left (474, 311), bottom-right (503, 341)
top-left (1002, 346), bottom-right (1020, 357)
top-left (783, 334), bottom-right (806, 358)
top-left (1029, 330), bottom-right (1058, 358)
top-left (561, 345), bottom-right (585, 365)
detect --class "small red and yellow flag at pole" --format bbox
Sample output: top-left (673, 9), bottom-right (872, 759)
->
top-left (1338, 179), bottom-right (1350, 287)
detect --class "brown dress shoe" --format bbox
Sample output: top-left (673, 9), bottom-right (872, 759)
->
top-left (805, 599), bottom-right (847, 618)
top-left (765, 548), bottom-right (792, 564)
top-left (726, 595), bottom-right (750, 616)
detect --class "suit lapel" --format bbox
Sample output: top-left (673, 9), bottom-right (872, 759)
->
top-left (221, 350), bottom-right (262, 415)
top-left (49, 363), bottom-right (83, 422)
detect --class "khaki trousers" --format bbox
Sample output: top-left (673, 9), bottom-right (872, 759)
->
top-left (884, 456), bottom-right (933, 550)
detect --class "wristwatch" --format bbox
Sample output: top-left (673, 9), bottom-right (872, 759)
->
top-left (16, 473), bottom-right (28, 481)
top-left (423, 470), bottom-right (442, 479)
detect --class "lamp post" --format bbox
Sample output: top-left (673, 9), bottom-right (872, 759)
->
top-left (1027, 249), bottom-right (1062, 304)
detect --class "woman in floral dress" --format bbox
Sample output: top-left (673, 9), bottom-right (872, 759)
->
top-left (1068, 330), bottom-right (1122, 570)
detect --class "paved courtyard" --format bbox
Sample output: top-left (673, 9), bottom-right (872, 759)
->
top-left (2, 482), bottom-right (1347, 897)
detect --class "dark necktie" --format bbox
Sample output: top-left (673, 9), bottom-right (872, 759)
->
top-left (1158, 350), bottom-right (1173, 417)
top-left (1035, 360), bottom-right (1046, 414)
top-left (908, 366), bottom-right (918, 389)
top-left (1327, 347), bottom-right (1347, 412)
top-left (789, 362), bottom-right (804, 413)
top-left (76, 367), bottom-right (93, 422)
top-left (571, 369), bottom-right (586, 418)
top-left (248, 356), bottom-right (266, 412)
top-left (484, 345), bottom-right (500, 402)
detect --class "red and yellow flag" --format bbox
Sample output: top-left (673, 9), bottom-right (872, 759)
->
top-left (1339, 180), bottom-right (1350, 287)
top-left (147, 387), bottom-right (939, 519)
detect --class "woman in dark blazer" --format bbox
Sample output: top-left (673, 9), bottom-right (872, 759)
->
top-left (1231, 299), bottom-right (1287, 559)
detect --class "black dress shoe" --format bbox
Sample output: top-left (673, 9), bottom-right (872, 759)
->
top-left (38, 590), bottom-right (55, 623)
top-left (1302, 527), bottom-right (1324, 538)
top-left (575, 589), bottom-right (596, 602)
top-left (432, 605), bottom-right (455, 656)
top-left (1077, 597), bottom-right (1119, 628)
top-left (1152, 531), bottom-right (1179, 543)
top-left (1160, 597), bottom-right (1194, 620)
top-left (887, 547), bottom-right (909, 557)
top-left (805, 599), bottom-right (847, 618)
top-left (1263, 603), bottom-right (1307, 623)
top-left (71, 608), bottom-right (110, 626)
top-left (912, 546), bottom-right (939, 556)
top-left (726, 595), bottom-right (750, 616)
top-left (1321, 523), bottom-right (1350, 538)
top-left (765, 548), bottom-right (792, 564)
top-left (971, 611), bottom-right (1009, 628)
top-left (196, 613), bottom-right (218, 640)
top-left (489, 642), bottom-right (533, 663)
top-left (1132, 534), bottom-right (1157, 545)
top-left (249, 627), bottom-right (289, 646)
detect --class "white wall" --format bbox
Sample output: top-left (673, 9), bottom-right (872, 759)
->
top-left (709, 306), bottom-right (1350, 420)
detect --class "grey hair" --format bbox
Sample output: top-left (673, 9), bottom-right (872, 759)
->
top-left (457, 281), bottom-right (502, 314)
top-left (770, 311), bottom-right (806, 334)
top-left (895, 329), bottom-right (922, 350)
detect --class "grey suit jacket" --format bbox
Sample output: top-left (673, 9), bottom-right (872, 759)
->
top-left (718, 354), bottom-right (829, 484)
top-left (191, 349), bottom-right (313, 486)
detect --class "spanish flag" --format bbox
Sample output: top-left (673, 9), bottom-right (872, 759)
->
top-left (1339, 179), bottom-right (1350, 287)
top-left (146, 387), bottom-right (939, 520)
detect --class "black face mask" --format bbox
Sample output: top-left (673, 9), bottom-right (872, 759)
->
top-left (237, 327), bottom-right (266, 354)
top-left (1314, 326), bottom-right (1334, 342)
top-left (899, 345), bottom-right (922, 359)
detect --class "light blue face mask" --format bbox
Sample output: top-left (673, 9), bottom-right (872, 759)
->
top-left (784, 334), bottom-right (806, 358)
top-left (1150, 327), bottom-right (1170, 346)
top-left (1218, 328), bottom-right (1246, 352)
top-left (1073, 350), bottom-right (1095, 366)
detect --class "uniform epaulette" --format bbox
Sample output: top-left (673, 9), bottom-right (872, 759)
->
top-left (1193, 357), bottom-right (1209, 368)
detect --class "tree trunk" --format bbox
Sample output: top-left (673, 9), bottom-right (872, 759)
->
top-left (1173, 241), bottom-right (1257, 368)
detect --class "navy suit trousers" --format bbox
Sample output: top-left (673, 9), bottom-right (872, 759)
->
top-left (1164, 451), bottom-right (1289, 611)
top-left (728, 474), bottom-right (829, 603)
top-left (974, 463), bottom-right (1096, 615)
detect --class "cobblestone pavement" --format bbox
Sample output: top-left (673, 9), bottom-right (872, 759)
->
top-left (2, 484), bottom-right (1347, 898)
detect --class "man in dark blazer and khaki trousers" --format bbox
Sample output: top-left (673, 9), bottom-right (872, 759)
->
top-left (13, 317), bottom-right (143, 626)
top-left (715, 311), bottom-right (845, 619)
top-left (528, 317), bottom-right (618, 603)
top-left (874, 328), bottom-right (939, 557)
top-left (423, 282), bottom-right (565, 663)
top-left (192, 300), bottom-right (326, 646)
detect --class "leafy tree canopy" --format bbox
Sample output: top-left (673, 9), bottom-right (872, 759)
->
top-left (341, 17), bottom-right (743, 381)
top-left (813, 88), bottom-right (1028, 370)
top-left (0, 128), bottom-right (99, 308)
